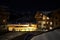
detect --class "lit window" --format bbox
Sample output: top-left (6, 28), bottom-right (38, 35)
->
top-left (47, 17), bottom-right (49, 19)
top-left (42, 21), bottom-right (45, 24)
top-left (50, 22), bottom-right (52, 25)
top-left (43, 17), bottom-right (45, 20)
top-left (43, 15), bottom-right (46, 20)
top-left (49, 27), bottom-right (52, 30)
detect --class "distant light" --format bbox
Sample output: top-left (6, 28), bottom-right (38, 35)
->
top-left (22, 24), bottom-right (29, 26)
top-left (43, 15), bottom-right (46, 20)
top-left (42, 21), bottom-right (45, 24)
top-left (21, 29), bottom-right (26, 31)
top-left (49, 27), bottom-right (52, 30)
top-left (50, 22), bottom-right (52, 25)
top-left (8, 27), bottom-right (13, 31)
top-left (47, 17), bottom-right (49, 19)
top-left (3, 19), bottom-right (6, 22)
top-left (15, 29), bottom-right (19, 31)
top-left (45, 29), bottom-right (48, 31)
top-left (7, 24), bottom-right (37, 31)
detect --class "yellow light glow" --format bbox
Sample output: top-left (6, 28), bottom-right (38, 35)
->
top-left (49, 27), bottom-right (52, 30)
top-left (8, 27), bottom-right (13, 31)
top-left (25, 28), bottom-right (29, 31)
top-left (43, 15), bottom-right (46, 20)
top-left (22, 27), bottom-right (37, 31)
top-left (20, 24), bottom-right (29, 26)
top-left (47, 17), bottom-right (49, 19)
top-left (21, 29), bottom-right (26, 31)
top-left (43, 17), bottom-right (45, 20)
top-left (50, 22), bottom-right (52, 25)
top-left (7, 24), bottom-right (37, 31)
top-left (42, 21), bottom-right (45, 24)
top-left (15, 29), bottom-right (20, 31)
top-left (7, 24), bottom-right (29, 27)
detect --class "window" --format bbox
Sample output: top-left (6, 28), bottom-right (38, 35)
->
top-left (49, 27), bottom-right (52, 30)
top-left (47, 17), bottom-right (49, 20)
top-left (50, 22), bottom-right (52, 25)
top-left (42, 21), bottom-right (45, 24)
top-left (43, 15), bottom-right (46, 20)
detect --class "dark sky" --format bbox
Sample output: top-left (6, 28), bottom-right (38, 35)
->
top-left (0, 0), bottom-right (60, 23)
top-left (0, 0), bottom-right (60, 12)
top-left (9, 0), bottom-right (60, 11)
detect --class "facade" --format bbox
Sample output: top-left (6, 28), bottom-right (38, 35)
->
top-left (35, 11), bottom-right (53, 31)
top-left (48, 9), bottom-right (60, 28)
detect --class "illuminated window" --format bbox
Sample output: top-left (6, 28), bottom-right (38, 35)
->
top-left (43, 15), bottom-right (46, 20)
top-left (49, 27), bottom-right (52, 30)
top-left (42, 21), bottom-right (45, 24)
top-left (50, 22), bottom-right (52, 25)
top-left (47, 17), bottom-right (49, 19)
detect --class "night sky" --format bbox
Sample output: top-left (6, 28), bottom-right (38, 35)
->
top-left (0, 0), bottom-right (60, 23)
top-left (9, 0), bottom-right (60, 12)
top-left (0, 0), bottom-right (60, 11)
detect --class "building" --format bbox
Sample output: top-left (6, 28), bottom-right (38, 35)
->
top-left (35, 11), bottom-right (53, 31)
top-left (48, 9), bottom-right (60, 29)
top-left (0, 5), bottom-right (10, 25)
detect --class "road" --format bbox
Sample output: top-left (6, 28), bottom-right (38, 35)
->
top-left (31, 29), bottom-right (60, 40)
top-left (0, 31), bottom-right (26, 40)
top-left (11, 31), bottom-right (43, 40)
top-left (0, 29), bottom-right (60, 40)
top-left (0, 31), bottom-right (42, 40)
top-left (11, 32), bottom-right (34, 40)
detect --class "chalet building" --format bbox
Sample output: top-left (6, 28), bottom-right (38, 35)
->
top-left (48, 9), bottom-right (60, 29)
top-left (35, 11), bottom-right (53, 31)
